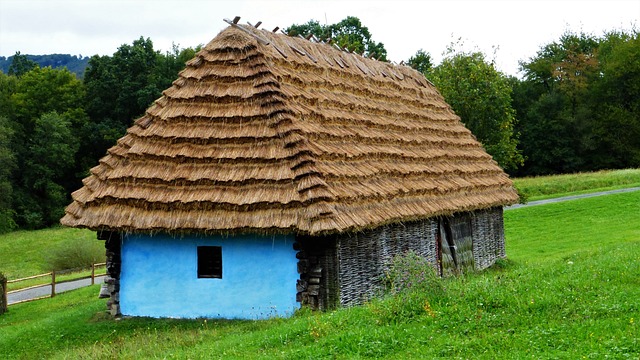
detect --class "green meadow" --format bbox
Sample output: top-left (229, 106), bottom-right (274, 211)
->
top-left (512, 168), bottom-right (640, 201)
top-left (0, 174), bottom-right (639, 359)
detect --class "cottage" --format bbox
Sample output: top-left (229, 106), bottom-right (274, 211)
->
top-left (61, 20), bottom-right (519, 319)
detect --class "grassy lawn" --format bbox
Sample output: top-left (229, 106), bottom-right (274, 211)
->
top-left (0, 227), bottom-right (99, 280)
top-left (512, 168), bottom-right (640, 201)
top-left (1, 191), bottom-right (638, 358)
top-left (0, 227), bottom-right (104, 292)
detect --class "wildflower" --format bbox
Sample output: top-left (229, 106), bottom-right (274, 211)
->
top-left (423, 300), bottom-right (436, 318)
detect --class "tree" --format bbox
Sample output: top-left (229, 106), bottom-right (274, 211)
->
top-left (286, 16), bottom-right (387, 60)
top-left (7, 51), bottom-right (37, 77)
top-left (590, 30), bottom-right (640, 168)
top-left (286, 20), bottom-right (328, 40)
top-left (111, 37), bottom-right (160, 124)
top-left (84, 37), bottom-right (159, 131)
top-left (0, 39), bottom-right (201, 231)
top-left (83, 38), bottom-right (200, 167)
top-left (407, 49), bottom-right (433, 75)
top-left (8, 67), bottom-right (86, 228)
top-left (11, 66), bottom-right (86, 136)
top-left (16, 112), bottom-right (78, 228)
top-left (154, 43), bottom-right (202, 92)
top-left (430, 49), bottom-right (523, 171)
top-left (0, 71), bottom-right (17, 120)
top-left (0, 116), bottom-right (16, 233)
top-left (513, 30), bottom-right (639, 175)
top-left (83, 37), bottom-right (158, 168)
top-left (0, 73), bottom-right (18, 232)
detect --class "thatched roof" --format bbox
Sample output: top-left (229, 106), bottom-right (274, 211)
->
top-left (61, 23), bottom-right (519, 235)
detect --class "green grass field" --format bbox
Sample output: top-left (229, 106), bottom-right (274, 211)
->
top-left (1, 188), bottom-right (638, 358)
top-left (0, 227), bottom-right (98, 279)
top-left (512, 168), bottom-right (640, 201)
top-left (0, 227), bottom-right (103, 292)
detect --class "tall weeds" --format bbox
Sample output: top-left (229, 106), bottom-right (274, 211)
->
top-left (45, 238), bottom-right (104, 271)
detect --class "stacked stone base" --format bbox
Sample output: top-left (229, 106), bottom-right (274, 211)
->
top-left (98, 231), bottom-right (121, 317)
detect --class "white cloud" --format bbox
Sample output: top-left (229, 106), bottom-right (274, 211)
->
top-left (1, 0), bottom-right (637, 76)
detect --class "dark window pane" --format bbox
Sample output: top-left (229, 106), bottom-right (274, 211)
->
top-left (197, 246), bottom-right (222, 278)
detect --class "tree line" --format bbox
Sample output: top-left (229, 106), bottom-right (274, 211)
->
top-left (0, 39), bottom-right (199, 232)
top-left (0, 53), bottom-right (90, 78)
top-left (0, 17), bottom-right (638, 233)
top-left (407, 29), bottom-right (640, 176)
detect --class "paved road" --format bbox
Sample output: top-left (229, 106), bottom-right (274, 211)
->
top-left (7, 275), bottom-right (105, 305)
top-left (505, 186), bottom-right (640, 210)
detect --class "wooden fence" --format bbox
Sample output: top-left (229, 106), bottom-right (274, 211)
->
top-left (2, 263), bottom-right (106, 308)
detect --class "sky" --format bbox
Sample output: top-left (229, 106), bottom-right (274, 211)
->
top-left (0, 0), bottom-right (638, 76)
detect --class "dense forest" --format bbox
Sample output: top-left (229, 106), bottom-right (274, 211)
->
top-left (0, 17), bottom-right (638, 233)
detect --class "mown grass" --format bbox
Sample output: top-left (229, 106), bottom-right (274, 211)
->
top-left (1, 191), bottom-right (638, 359)
top-left (0, 227), bottom-right (103, 291)
top-left (0, 227), bottom-right (98, 279)
top-left (512, 168), bottom-right (640, 201)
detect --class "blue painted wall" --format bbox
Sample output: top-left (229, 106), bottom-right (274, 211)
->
top-left (119, 233), bottom-right (299, 319)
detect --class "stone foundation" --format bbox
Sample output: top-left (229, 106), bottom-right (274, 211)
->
top-left (295, 237), bottom-right (339, 311)
top-left (98, 231), bottom-right (121, 317)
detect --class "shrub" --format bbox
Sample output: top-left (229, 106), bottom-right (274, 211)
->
top-left (513, 184), bottom-right (529, 204)
top-left (0, 209), bottom-right (16, 234)
top-left (45, 238), bottom-right (105, 271)
top-left (371, 251), bottom-right (446, 324)
top-left (384, 250), bottom-right (443, 295)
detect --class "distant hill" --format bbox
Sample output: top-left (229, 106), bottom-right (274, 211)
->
top-left (0, 54), bottom-right (90, 78)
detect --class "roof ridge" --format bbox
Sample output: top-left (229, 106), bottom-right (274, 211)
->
top-left (222, 18), bottom-right (437, 88)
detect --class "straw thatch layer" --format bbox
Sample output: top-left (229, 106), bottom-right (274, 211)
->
top-left (61, 24), bottom-right (519, 235)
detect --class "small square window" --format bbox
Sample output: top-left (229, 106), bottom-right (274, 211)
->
top-left (197, 246), bottom-right (222, 278)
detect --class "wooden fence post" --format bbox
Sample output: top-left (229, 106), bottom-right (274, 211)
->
top-left (51, 271), bottom-right (56, 298)
top-left (1, 275), bottom-right (7, 315)
top-left (91, 263), bottom-right (96, 285)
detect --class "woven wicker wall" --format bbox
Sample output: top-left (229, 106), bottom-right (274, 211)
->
top-left (471, 207), bottom-right (506, 270)
top-left (335, 218), bottom-right (439, 307)
top-left (450, 214), bottom-right (475, 272)
top-left (331, 207), bottom-right (506, 308)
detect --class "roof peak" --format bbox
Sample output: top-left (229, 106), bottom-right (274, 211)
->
top-left (209, 19), bottom-right (435, 90)
top-left (223, 16), bottom-right (398, 63)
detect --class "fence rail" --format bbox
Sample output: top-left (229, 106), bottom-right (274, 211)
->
top-left (2, 263), bottom-right (106, 308)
